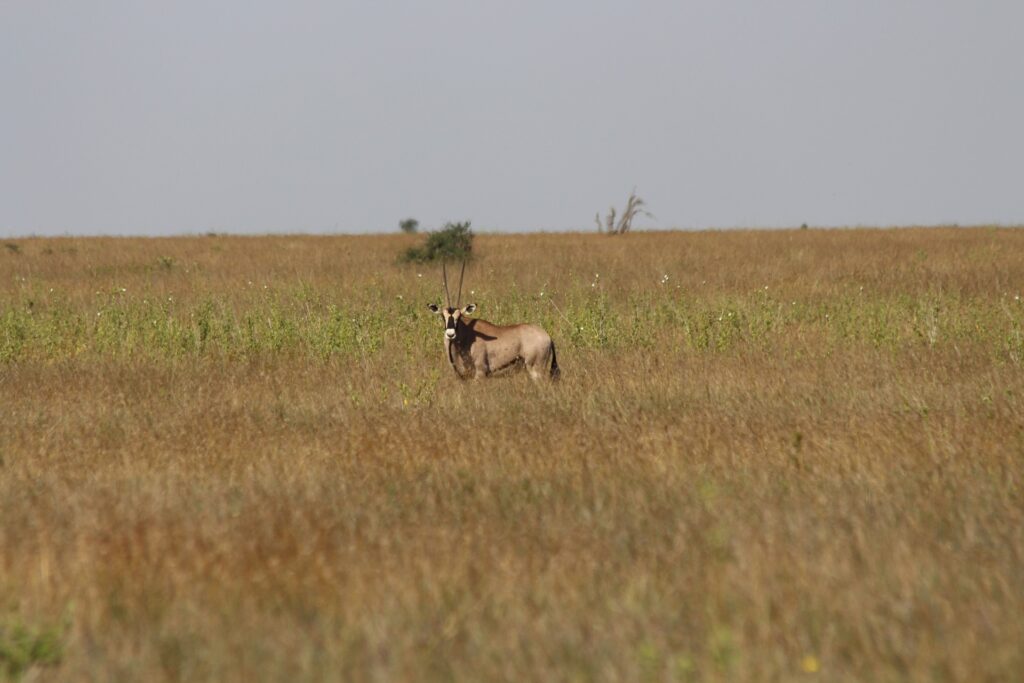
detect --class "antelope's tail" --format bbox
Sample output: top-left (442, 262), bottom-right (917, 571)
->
top-left (549, 341), bottom-right (561, 381)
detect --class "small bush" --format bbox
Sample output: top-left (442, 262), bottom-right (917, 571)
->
top-left (3, 243), bottom-right (20, 254)
top-left (402, 222), bottom-right (473, 263)
top-left (0, 619), bottom-right (65, 678)
top-left (399, 218), bottom-right (419, 234)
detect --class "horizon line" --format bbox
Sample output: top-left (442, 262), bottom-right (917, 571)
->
top-left (2, 223), bottom-right (1021, 240)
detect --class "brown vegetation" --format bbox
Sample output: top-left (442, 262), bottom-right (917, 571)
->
top-left (1, 228), bottom-right (1023, 681)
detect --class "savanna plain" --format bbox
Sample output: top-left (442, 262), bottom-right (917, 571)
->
top-left (1, 228), bottom-right (1023, 682)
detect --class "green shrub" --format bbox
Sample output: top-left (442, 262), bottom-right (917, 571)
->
top-left (399, 218), bottom-right (419, 234)
top-left (0, 618), bottom-right (64, 679)
top-left (402, 222), bottom-right (473, 263)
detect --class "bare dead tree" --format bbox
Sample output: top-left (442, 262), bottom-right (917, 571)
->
top-left (596, 189), bottom-right (652, 235)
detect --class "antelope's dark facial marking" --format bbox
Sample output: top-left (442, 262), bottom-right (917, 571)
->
top-left (444, 307), bottom-right (458, 339)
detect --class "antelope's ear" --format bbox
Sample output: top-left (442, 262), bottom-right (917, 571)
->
top-left (427, 303), bottom-right (440, 314)
top-left (462, 303), bottom-right (477, 315)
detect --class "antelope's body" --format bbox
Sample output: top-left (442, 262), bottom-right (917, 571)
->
top-left (428, 262), bottom-right (560, 381)
top-left (443, 313), bottom-right (559, 381)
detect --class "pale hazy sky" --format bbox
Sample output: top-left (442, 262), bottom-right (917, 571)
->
top-left (2, 2), bottom-right (1022, 236)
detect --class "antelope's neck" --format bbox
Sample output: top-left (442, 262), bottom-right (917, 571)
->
top-left (445, 337), bottom-right (473, 378)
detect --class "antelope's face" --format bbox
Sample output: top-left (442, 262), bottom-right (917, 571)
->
top-left (427, 303), bottom-right (476, 341)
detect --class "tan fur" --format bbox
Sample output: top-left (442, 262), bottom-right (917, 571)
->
top-left (433, 307), bottom-right (559, 381)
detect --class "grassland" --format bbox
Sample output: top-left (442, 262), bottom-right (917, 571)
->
top-left (1, 228), bottom-right (1023, 682)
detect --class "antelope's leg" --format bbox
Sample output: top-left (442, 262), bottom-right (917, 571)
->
top-left (524, 346), bottom-right (550, 380)
top-left (475, 355), bottom-right (490, 380)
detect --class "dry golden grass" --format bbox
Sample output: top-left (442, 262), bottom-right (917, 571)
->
top-left (1, 228), bottom-right (1023, 681)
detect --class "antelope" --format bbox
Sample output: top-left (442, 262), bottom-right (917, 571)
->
top-left (427, 261), bottom-right (560, 381)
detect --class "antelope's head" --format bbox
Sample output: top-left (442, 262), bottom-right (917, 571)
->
top-left (427, 303), bottom-right (477, 340)
top-left (427, 261), bottom-right (475, 341)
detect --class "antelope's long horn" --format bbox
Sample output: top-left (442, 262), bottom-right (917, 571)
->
top-left (442, 261), bottom-right (452, 308)
top-left (456, 259), bottom-right (467, 307)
